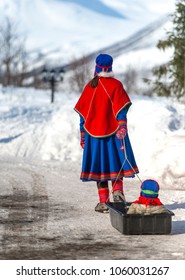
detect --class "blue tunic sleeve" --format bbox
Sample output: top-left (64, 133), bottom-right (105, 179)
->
top-left (80, 115), bottom-right (85, 132)
top-left (117, 107), bottom-right (127, 121)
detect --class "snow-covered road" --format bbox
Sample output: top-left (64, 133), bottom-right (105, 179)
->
top-left (0, 157), bottom-right (185, 260)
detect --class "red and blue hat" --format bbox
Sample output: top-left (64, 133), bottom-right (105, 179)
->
top-left (140, 179), bottom-right (159, 198)
top-left (94, 54), bottom-right (113, 76)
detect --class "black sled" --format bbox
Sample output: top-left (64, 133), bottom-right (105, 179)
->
top-left (106, 202), bottom-right (174, 235)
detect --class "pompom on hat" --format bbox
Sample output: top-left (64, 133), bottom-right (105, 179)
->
top-left (94, 53), bottom-right (113, 76)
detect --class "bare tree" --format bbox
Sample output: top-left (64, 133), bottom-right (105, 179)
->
top-left (118, 65), bottom-right (155, 96)
top-left (0, 17), bottom-right (27, 86)
top-left (119, 65), bottom-right (139, 94)
top-left (68, 56), bottom-right (92, 93)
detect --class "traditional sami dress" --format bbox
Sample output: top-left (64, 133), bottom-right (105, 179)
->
top-left (74, 76), bottom-right (139, 182)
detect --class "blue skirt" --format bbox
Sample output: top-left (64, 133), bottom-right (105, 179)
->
top-left (81, 133), bottom-right (139, 182)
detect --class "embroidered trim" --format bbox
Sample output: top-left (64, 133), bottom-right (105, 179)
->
top-left (80, 167), bottom-right (139, 181)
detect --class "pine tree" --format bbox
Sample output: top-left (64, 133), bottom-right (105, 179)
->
top-left (150, 0), bottom-right (185, 99)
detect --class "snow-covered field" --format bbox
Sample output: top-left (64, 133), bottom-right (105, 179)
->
top-left (0, 85), bottom-right (184, 190)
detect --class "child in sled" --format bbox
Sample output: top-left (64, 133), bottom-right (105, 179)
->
top-left (74, 54), bottom-right (139, 213)
top-left (127, 179), bottom-right (169, 214)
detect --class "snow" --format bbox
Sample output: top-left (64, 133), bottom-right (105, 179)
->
top-left (0, 84), bottom-right (184, 186)
top-left (0, 85), bottom-right (184, 190)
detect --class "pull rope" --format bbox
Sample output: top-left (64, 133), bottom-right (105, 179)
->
top-left (121, 137), bottom-right (143, 184)
top-left (106, 137), bottom-right (142, 202)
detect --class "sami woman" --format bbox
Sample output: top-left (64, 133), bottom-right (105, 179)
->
top-left (74, 54), bottom-right (139, 213)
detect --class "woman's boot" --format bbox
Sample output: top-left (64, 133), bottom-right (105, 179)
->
top-left (112, 179), bottom-right (126, 203)
top-left (95, 181), bottom-right (109, 213)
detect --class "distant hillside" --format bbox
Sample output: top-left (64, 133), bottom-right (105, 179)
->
top-left (0, 0), bottom-right (175, 57)
top-left (0, 0), bottom-right (175, 86)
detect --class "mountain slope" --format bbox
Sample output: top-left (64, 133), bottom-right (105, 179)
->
top-left (0, 0), bottom-right (176, 57)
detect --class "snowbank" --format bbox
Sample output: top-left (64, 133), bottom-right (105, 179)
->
top-left (128, 95), bottom-right (185, 188)
top-left (0, 85), bottom-right (184, 189)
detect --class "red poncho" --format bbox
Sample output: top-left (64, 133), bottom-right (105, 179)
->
top-left (74, 77), bottom-right (131, 137)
